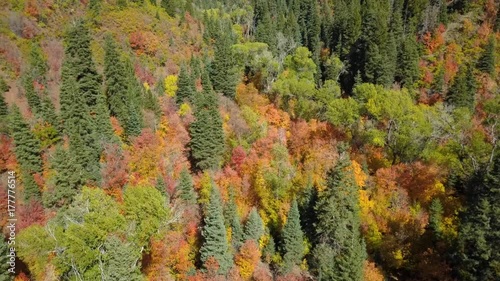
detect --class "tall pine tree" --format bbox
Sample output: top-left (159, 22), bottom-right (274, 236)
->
top-left (312, 153), bottom-right (366, 281)
top-left (244, 207), bottom-right (264, 242)
top-left (281, 198), bottom-right (305, 272)
top-left (200, 187), bottom-right (233, 275)
top-left (209, 23), bottom-right (238, 99)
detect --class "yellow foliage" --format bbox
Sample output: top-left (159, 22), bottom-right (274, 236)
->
top-left (143, 82), bottom-right (150, 91)
top-left (235, 241), bottom-right (260, 280)
top-left (164, 75), bottom-right (178, 97)
top-left (197, 171), bottom-right (213, 206)
top-left (351, 160), bottom-right (367, 187)
top-left (178, 103), bottom-right (191, 116)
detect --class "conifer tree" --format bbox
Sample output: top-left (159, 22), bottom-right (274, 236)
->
top-left (477, 36), bottom-right (496, 76)
top-left (177, 168), bottom-right (197, 204)
top-left (244, 207), bottom-right (264, 242)
top-left (175, 64), bottom-right (195, 105)
top-left (200, 187), bottom-right (233, 275)
top-left (189, 73), bottom-right (225, 171)
top-left (210, 25), bottom-right (238, 99)
top-left (281, 198), bottom-right (305, 271)
top-left (39, 95), bottom-right (58, 128)
top-left (102, 236), bottom-right (142, 281)
top-left (43, 145), bottom-right (84, 207)
top-left (457, 154), bottom-right (500, 281)
top-left (104, 36), bottom-right (128, 123)
top-left (155, 176), bottom-right (167, 197)
top-left (28, 43), bottom-right (48, 85)
top-left (161, 0), bottom-right (176, 17)
top-left (0, 77), bottom-right (9, 118)
top-left (65, 20), bottom-right (102, 110)
top-left (398, 34), bottom-right (420, 87)
top-left (312, 153), bottom-right (366, 281)
top-left (123, 57), bottom-right (144, 137)
top-left (429, 198), bottom-right (444, 240)
top-left (9, 106), bottom-right (42, 174)
top-left (0, 234), bottom-right (12, 281)
top-left (22, 74), bottom-right (41, 115)
top-left (225, 187), bottom-right (243, 250)
top-left (21, 171), bottom-right (41, 201)
top-left (446, 65), bottom-right (476, 110)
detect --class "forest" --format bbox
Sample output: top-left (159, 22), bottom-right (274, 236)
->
top-left (0, 0), bottom-right (498, 280)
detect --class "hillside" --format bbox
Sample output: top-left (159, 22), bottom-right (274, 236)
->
top-left (0, 0), bottom-right (499, 280)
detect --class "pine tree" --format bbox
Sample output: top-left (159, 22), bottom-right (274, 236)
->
top-left (124, 57), bottom-right (144, 137)
top-left (312, 153), bottom-right (366, 281)
top-left (177, 168), bottom-right (197, 204)
top-left (161, 0), bottom-right (176, 17)
top-left (446, 65), bottom-right (476, 110)
top-left (0, 77), bottom-right (8, 117)
top-left (65, 20), bottom-right (102, 111)
top-left (457, 154), bottom-right (500, 281)
top-left (28, 43), bottom-right (48, 85)
top-left (189, 78), bottom-right (225, 171)
top-left (39, 95), bottom-right (58, 128)
top-left (22, 74), bottom-right (41, 115)
top-left (21, 171), bottom-right (41, 201)
top-left (200, 187), bottom-right (233, 275)
top-left (398, 34), bottom-right (420, 87)
top-left (0, 234), bottom-right (12, 281)
top-left (9, 106), bottom-right (42, 174)
top-left (244, 207), bottom-right (264, 242)
top-left (225, 187), bottom-right (243, 250)
top-left (477, 36), bottom-right (496, 76)
top-left (209, 25), bottom-right (238, 99)
top-left (429, 198), bottom-right (444, 240)
top-left (281, 198), bottom-right (305, 271)
top-left (175, 64), bottom-right (195, 105)
top-left (104, 36), bottom-right (128, 123)
top-left (43, 146), bottom-right (84, 207)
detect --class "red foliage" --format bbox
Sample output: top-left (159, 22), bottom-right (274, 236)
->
top-left (231, 146), bottom-right (246, 174)
top-left (0, 135), bottom-right (16, 172)
top-left (129, 31), bottom-right (159, 56)
top-left (101, 143), bottom-right (129, 200)
top-left (18, 199), bottom-right (45, 230)
top-left (0, 35), bottom-right (22, 75)
top-left (134, 62), bottom-right (155, 86)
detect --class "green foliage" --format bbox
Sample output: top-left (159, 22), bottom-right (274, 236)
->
top-left (244, 207), bottom-right (264, 242)
top-left (456, 155), bottom-right (500, 281)
top-left (21, 171), bottom-right (40, 201)
top-left (101, 236), bottom-right (143, 281)
top-left (477, 36), bottom-right (496, 76)
top-left (225, 187), bottom-right (243, 250)
top-left (189, 84), bottom-right (225, 171)
top-left (21, 74), bottom-right (41, 115)
top-left (429, 198), bottom-right (444, 239)
top-left (281, 198), bottom-right (305, 272)
top-left (200, 187), bottom-right (233, 274)
top-left (8, 106), bottom-right (42, 174)
top-left (0, 77), bottom-right (8, 117)
top-left (17, 225), bottom-right (55, 280)
top-left (0, 234), bottom-right (12, 281)
top-left (398, 33), bottom-right (420, 87)
top-left (312, 154), bottom-right (366, 281)
top-left (446, 66), bottom-right (476, 110)
top-left (177, 168), bottom-right (197, 203)
top-left (43, 146), bottom-right (84, 207)
top-left (161, 0), bottom-right (176, 17)
top-left (104, 36), bottom-right (128, 124)
top-left (123, 185), bottom-right (169, 247)
top-left (175, 64), bottom-right (195, 105)
top-left (209, 22), bottom-right (238, 99)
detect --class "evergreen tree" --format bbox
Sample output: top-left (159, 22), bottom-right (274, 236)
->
top-left (189, 78), bottom-right (225, 171)
top-left (200, 187), bottom-right (232, 275)
top-left (161, 0), bottom-right (176, 17)
top-left (22, 74), bottom-right (41, 115)
top-left (9, 106), bottom-right (42, 174)
top-left (312, 153), bottom-right (366, 281)
top-left (456, 154), bottom-right (500, 281)
top-left (177, 168), bottom-right (197, 204)
top-left (124, 57), bottom-right (144, 137)
top-left (209, 25), bottom-right (238, 99)
top-left (244, 207), bottom-right (264, 242)
top-left (28, 43), bottom-right (48, 85)
top-left (0, 78), bottom-right (9, 129)
top-left (65, 20), bottom-right (102, 111)
top-left (446, 65), bottom-right (476, 110)
top-left (175, 64), bottom-right (195, 105)
top-left (225, 187), bottom-right (243, 250)
top-left (104, 36), bottom-right (128, 123)
top-left (39, 95), bottom-right (58, 128)
top-left (0, 234), bottom-right (12, 281)
top-left (429, 198), bottom-right (444, 240)
top-left (281, 198), bottom-right (305, 271)
top-left (477, 36), bottom-right (496, 76)
top-left (59, 59), bottom-right (74, 133)
top-left (155, 175), bottom-right (167, 197)
top-left (43, 146), bottom-right (84, 207)
top-left (21, 171), bottom-right (41, 201)
top-left (397, 33), bottom-right (420, 87)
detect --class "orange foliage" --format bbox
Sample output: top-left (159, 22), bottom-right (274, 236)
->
top-left (128, 129), bottom-right (161, 185)
top-left (364, 261), bottom-right (384, 281)
top-left (235, 240), bottom-right (261, 280)
top-left (0, 135), bottom-right (16, 172)
top-left (235, 83), bottom-right (269, 110)
top-left (129, 31), bottom-right (160, 55)
top-left (101, 143), bottom-right (129, 200)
